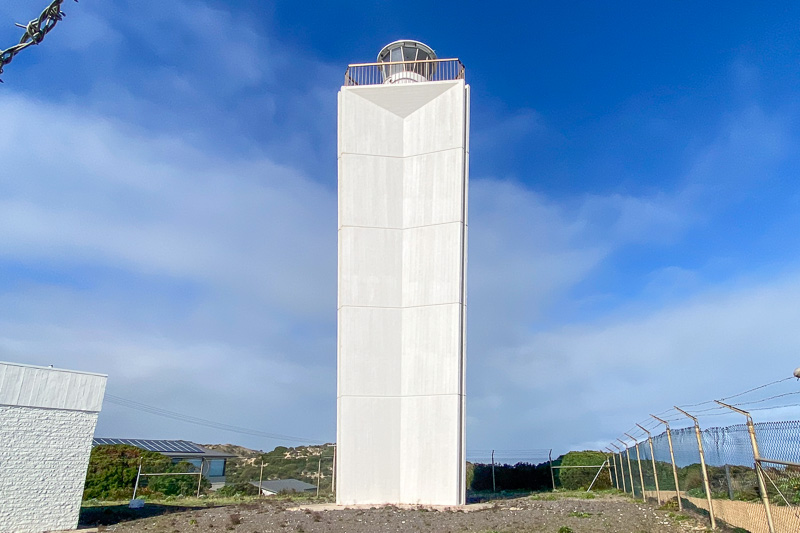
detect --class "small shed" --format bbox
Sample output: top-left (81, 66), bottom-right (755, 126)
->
top-left (250, 479), bottom-right (317, 496)
top-left (1, 361), bottom-right (107, 533)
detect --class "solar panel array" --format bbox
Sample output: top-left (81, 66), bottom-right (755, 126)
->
top-left (92, 438), bottom-right (206, 454)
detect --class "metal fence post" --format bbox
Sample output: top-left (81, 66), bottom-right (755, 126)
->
top-left (258, 462), bottom-right (265, 498)
top-left (549, 449), bottom-right (556, 491)
top-left (637, 423), bottom-right (662, 504)
top-left (652, 414), bottom-right (683, 511)
top-left (316, 457), bottom-right (322, 497)
top-left (492, 450), bottom-right (496, 493)
top-left (715, 400), bottom-right (776, 533)
top-left (329, 444), bottom-right (337, 496)
top-left (626, 432), bottom-right (647, 502)
top-left (612, 443), bottom-right (627, 493)
top-left (604, 450), bottom-right (614, 486)
top-left (618, 438), bottom-right (636, 497)
top-left (607, 448), bottom-right (620, 489)
top-left (132, 460), bottom-right (142, 500)
top-left (587, 459), bottom-right (609, 492)
top-left (675, 406), bottom-right (716, 530)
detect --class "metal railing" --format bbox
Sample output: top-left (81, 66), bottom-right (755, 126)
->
top-left (344, 58), bottom-right (465, 86)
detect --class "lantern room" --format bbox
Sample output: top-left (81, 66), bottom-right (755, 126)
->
top-left (377, 40), bottom-right (437, 84)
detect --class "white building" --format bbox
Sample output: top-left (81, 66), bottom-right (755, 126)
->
top-left (337, 40), bottom-right (469, 506)
top-left (0, 362), bottom-right (107, 533)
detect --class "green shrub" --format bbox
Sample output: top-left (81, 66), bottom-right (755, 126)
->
top-left (83, 445), bottom-right (210, 500)
top-left (146, 461), bottom-right (210, 496)
top-left (558, 451), bottom-right (612, 490)
top-left (682, 466), bottom-right (703, 491)
top-left (466, 462), bottom-right (475, 489)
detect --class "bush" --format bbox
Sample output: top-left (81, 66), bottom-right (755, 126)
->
top-left (83, 445), bottom-right (159, 500)
top-left (558, 451), bottom-right (612, 490)
top-left (470, 461), bottom-right (551, 492)
top-left (146, 461), bottom-right (210, 497)
top-left (466, 462), bottom-right (475, 489)
top-left (83, 445), bottom-right (210, 500)
top-left (681, 465), bottom-right (703, 491)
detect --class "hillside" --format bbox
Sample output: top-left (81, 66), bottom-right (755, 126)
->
top-left (202, 443), bottom-right (335, 491)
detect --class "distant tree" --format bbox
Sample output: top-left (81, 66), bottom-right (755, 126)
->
top-left (558, 451), bottom-right (612, 490)
top-left (465, 462), bottom-right (475, 489)
top-left (470, 461), bottom-right (551, 491)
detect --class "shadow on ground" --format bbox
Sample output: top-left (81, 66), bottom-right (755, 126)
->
top-left (79, 504), bottom-right (208, 526)
top-left (466, 490), bottom-right (534, 503)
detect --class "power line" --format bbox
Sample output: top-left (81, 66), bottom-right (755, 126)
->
top-left (104, 394), bottom-right (321, 445)
top-left (615, 375), bottom-right (797, 438)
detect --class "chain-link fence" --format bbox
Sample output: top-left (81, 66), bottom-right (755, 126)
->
top-left (84, 444), bottom-right (336, 502)
top-left (607, 411), bottom-right (800, 532)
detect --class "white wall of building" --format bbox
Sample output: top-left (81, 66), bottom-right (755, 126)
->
top-left (337, 79), bottom-right (469, 505)
top-left (0, 362), bottom-right (107, 533)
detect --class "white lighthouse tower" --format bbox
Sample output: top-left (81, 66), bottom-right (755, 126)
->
top-left (337, 41), bottom-right (469, 506)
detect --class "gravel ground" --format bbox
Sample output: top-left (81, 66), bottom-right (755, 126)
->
top-left (87, 493), bottom-right (719, 533)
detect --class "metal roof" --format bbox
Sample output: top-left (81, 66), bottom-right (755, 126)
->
top-left (251, 479), bottom-right (317, 493)
top-left (377, 40), bottom-right (436, 62)
top-left (92, 438), bottom-right (234, 457)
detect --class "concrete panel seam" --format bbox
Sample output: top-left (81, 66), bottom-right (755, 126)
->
top-left (340, 393), bottom-right (465, 399)
top-left (340, 146), bottom-right (463, 159)
top-left (340, 221), bottom-right (464, 231)
top-left (338, 302), bottom-right (462, 310)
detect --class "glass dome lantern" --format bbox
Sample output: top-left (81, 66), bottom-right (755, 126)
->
top-left (377, 40), bottom-right (437, 84)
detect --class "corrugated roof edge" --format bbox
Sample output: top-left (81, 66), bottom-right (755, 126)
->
top-left (92, 438), bottom-right (238, 457)
top-left (0, 360), bottom-right (107, 377)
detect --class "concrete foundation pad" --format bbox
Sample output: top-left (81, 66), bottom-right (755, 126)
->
top-left (286, 502), bottom-right (494, 513)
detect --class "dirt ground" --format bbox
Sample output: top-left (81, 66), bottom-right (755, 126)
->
top-left (81, 493), bottom-right (723, 533)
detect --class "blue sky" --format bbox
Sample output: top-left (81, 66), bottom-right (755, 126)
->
top-left (2, 0), bottom-right (800, 460)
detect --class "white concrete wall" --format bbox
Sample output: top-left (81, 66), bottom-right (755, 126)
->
top-left (337, 80), bottom-right (469, 505)
top-left (0, 362), bottom-right (106, 533)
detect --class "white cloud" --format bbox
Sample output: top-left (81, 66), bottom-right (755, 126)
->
top-left (4, 1), bottom-right (800, 459)
top-left (0, 91), bottom-right (337, 444)
top-left (468, 272), bottom-right (800, 454)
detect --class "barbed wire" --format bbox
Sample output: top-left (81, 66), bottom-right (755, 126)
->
top-left (720, 375), bottom-right (793, 401)
top-left (611, 374), bottom-right (799, 446)
top-left (0, 0), bottom-right (75, 82)
top-left (749, 402), bottom-right (800, 412)
top-left (734, 389), bottom-right (800, 407)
